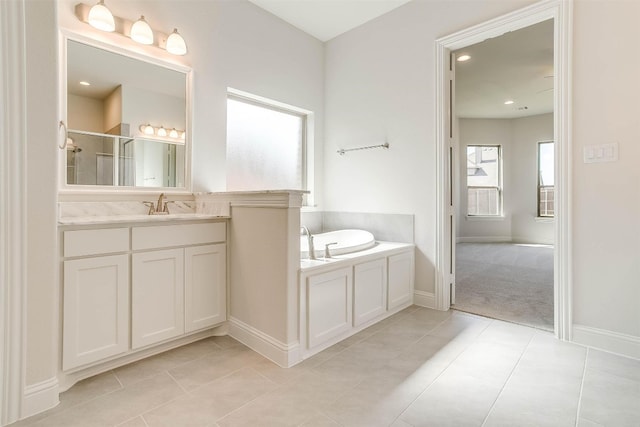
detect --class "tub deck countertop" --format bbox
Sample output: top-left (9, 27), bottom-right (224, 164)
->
top-left (299, 241), bottom-right (414, 272)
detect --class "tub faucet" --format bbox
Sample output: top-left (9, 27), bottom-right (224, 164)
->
top-left (301, 226), bottom-right (316, 260)
top-left (324, 242), bottom-right (338, 259)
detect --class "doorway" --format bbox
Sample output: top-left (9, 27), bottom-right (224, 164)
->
top-left (434, 0), bottom-right (572, 340)
top-left (452, 20), bottom-right (555, 331)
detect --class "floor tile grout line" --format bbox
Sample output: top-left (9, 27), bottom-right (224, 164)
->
top-left (388, 313), bottom-right (480, 426)
top-left (479, 328), bottom-right (536, 427)
top-left (166, 370), bottom-right (191, 395)
top-left (573, 347), bottom-right (590, 427)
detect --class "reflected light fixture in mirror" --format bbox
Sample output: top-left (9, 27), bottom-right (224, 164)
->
top-left (130, 16), bottom-right (154, 45)
top-left (87, 0), bottom-right (115, 32)
top-left (166, 29), bottom-right (187, 55)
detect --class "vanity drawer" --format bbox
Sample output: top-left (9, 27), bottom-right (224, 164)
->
top-left (64, 228), bottom-right (130, 257)
top-left (132, 222), bottom-right (226, 250)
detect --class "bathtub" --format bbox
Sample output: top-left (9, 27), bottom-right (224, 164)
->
top-left (300, 229), bottom-right (376, 259)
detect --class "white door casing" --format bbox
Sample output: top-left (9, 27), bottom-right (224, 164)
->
top-left (0, 0), bottom-right (27, 424)
top-left (434, 0), bottom-right (572, 340)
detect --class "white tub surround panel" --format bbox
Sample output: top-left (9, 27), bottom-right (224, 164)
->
top-left (299, 242), bottom-right (415, 359)
top-left (58, 218), bottom-right (227, 391)
top-left (199, 190), bottom-right (305, 367)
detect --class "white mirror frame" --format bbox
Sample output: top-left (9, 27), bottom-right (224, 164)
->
top-left (58, 29), bottom-right (193, 194)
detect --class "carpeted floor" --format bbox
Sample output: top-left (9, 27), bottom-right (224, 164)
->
top-left (453, 242), bottom-right (554, 331)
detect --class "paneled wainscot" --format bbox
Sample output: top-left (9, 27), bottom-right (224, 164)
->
top-left (299, 243), bottom-right (414, 359)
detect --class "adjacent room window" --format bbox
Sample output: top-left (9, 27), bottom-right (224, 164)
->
top-left (226, 93), bottom-right (307, 191)
top-left (467, 145), bottom-right (502, 216)
top-left (538, 141), bottom-right (555, 217)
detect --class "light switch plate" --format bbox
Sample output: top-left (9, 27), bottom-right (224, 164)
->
top-left (584, 142), bottom-right (618, 163)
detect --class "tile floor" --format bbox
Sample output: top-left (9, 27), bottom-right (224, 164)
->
top-left (12, 307), bottom-right (640, 427)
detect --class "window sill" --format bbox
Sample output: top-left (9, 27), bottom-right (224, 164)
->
top-left (535, 216), bottom-right (554, 223)
top-left (465, 215), bottom-right (505, 221)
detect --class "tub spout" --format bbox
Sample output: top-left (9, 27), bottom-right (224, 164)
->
top-left (301, 226), bottom-right (316, 260)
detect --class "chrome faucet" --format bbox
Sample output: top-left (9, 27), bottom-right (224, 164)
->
top-left (301, 226), bottom-right (316, 260)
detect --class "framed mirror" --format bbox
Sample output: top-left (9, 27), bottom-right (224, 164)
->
top-left (62, 35), bottom-right (191, 190)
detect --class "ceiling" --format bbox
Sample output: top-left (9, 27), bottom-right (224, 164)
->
top-left (247, 0), bottom-right (412, 42)
top-left (455, 19), bottom-right (554, 119)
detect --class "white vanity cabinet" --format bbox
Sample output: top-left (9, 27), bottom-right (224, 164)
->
top-left (185, 244), bottom-right (227, 332)
top-left (132, 248), bottom-right (185, 349)
top-left (62, 228), bottom-right (130, 371)
top-left (62, 220), bottom-right (227, 371)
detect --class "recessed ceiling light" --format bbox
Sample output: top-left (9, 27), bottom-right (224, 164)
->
top-left (79, 81), bottom-right (91, 86)
top-left (457, 54), bottom-right (471, 62)
top-left (504, 100), bottom-right (514, 105)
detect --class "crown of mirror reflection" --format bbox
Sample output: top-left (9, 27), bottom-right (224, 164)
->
top-left (80, 2), bottom-right (187, 55)
top-left (140, 124), bottom-right (185, 142)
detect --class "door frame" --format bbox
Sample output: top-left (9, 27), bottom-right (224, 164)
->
top-left (1, 0), bottom-right (28, 424)
top-left (434, 0), bottom-right (573, 340)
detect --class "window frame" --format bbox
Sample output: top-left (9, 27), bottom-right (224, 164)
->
top-left (466, 144), bottom-right (503, 217)
top-left (537, 140), bottom-right (555, 218)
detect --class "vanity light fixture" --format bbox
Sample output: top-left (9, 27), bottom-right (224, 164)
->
top-left (165, 29), bottom-right (187, 56)
top-left (87, 0), bottom-right (115, 32)
top-left (75, 3), bottom-right (188, 56)
top-left (157, 126), bottom-right (167, 137)
top-left (142, 124), bottom-right (155, 135)
top-left (169, 128), bottom-right (179, 138)
top-left (457, 54), bottom-right (471, 62)
top-left (130, 15), bottom-right (154, 45)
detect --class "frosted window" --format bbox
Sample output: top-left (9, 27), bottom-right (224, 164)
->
top-left (226, 97), bottom-right (305, 191)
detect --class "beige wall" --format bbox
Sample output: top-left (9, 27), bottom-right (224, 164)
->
top-left (324, 0), bottom-right (640, 345)
top-left (25, 0), bottom-right (58, 388)
top-left (67, 93), bottom-right (104, 132)
top-left (323, 0), bottom-right (535, 296)
top-left (572, 0), bottom-right (640, 337)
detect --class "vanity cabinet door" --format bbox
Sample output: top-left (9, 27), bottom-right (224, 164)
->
top-left (305, 267), bottom-right (353, 349)
top-left (388, 250), bottom-right (415, 311)
top-left (353, 258), bottom-right (387, 327)
top-left (185, 244), bottom-right (226, 333)
top-left (63, 254), bottom-right (129, 370)
top-left (132, 249), bottom-right (185, 349)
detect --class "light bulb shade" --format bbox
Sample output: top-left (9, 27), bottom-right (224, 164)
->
top-left (157, 127), bottom-right (167, 137)
top-left (88, 1), bottom-right (115, 32)
top-left (131, 16), bottom-right (154, 45)
top-left (166, 29), bottom-right (187, 55)
top-left (143, 124), bottom-right (155, 135)
top-left (180, 131), bottom-right (186, 140)
top-left (169, 128), bottom-right (179, 138)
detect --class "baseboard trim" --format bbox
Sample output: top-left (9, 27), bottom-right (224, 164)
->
top-left (22, 377), bottom-right (59, 419)
top-left (228, 317), bottom-right (300, 368)
top-left (573, 324), bottom-right (640, 360)
top-left (413, 291), bottom-right (436, 309)
top-left (456, 236), bottom-right (512, 243)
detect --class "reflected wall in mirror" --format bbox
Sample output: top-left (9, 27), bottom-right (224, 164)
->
top-left (65, 38), bottom-right (188, 188)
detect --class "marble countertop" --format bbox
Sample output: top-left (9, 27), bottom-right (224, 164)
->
top-left (58, 213), bottom-right (229, 226)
